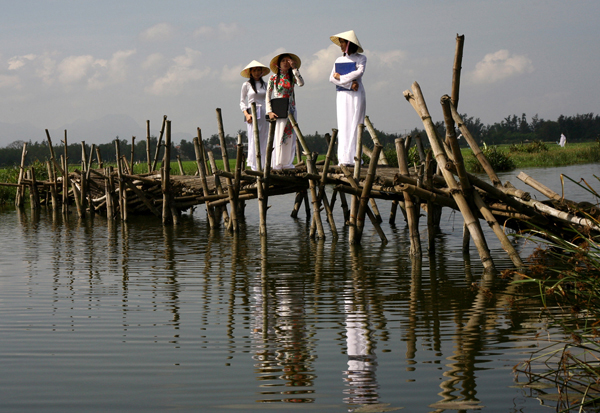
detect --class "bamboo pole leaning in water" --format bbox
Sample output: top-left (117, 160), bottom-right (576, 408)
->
top-left (441, 96), bottom-right (523, 268)
top-left (348, 124), bottom-right (364, 240)
top-left (15, 142), bottom-right (27, 208)
top-left (151, 115), bottom-right (167, 173)
top-left (317, 128), bottom-right (338, 237)
top-left (337, 165), bottom-right (387, 243)
top-left (404, 82), bottom-right (494, 272)
top-left (288, 112), bottom-right (325, 239)
top-left (46, 161), bottom-right (58, 212)
top-left (206, 150), bottom-right (228, 226)
top-left (354, 144), bottom-right (383, 244)
top-left (216, 108), bottom-right (236, 228)
top-left (62, 131), bottom-right (69, 215)
top-left (194, 130), bottom-right (217, 229)
top-left (146, 120), bottom-right (152, 173)
top-left (115, 139), bottom-right (126, 222)
top-left (396, 137), bottom-right (421, 256)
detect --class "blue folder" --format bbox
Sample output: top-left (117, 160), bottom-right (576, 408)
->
top-left (335, 62), bottom-right (357, 91)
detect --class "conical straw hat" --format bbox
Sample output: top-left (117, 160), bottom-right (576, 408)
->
top-left (240, 60), bottom-right (270, 78)
top-left (269, 53), bottom-right (301, 74)
top-left (330, 30), bottom-right (363, 53)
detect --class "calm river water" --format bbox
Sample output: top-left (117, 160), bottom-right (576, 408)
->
top-left (0, 164), bottom-right (598, 412)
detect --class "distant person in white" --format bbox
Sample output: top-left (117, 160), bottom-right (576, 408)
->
top-left (329, 30), bottom-right (367, 166)
top-left (240, 60), bottom-right (270, 171)
top-left (559, 133), bottom-right (567, 148)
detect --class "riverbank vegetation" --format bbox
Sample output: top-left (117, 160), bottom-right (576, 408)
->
top-left (511, 178), bottom-right (600, 411)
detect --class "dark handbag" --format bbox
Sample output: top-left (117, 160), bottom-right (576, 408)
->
top-left (270, 97), bottom-right (289, 118)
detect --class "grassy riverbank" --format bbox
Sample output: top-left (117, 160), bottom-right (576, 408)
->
top-left (463, 141), bottom-right (600, 171)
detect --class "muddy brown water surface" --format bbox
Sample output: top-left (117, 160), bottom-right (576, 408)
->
top-left (0, 164), bottom-right (598, 412)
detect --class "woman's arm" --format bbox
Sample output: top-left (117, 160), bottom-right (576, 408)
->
top-left (240, 82), bottom-right (252, 123)
top-left (338, 55), bottom-right (367, 84)
top-left (292, 68), bottom-right (304, 87)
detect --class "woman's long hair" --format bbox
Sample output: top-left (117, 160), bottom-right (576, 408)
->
top-left (248, 76), bottom-right (265, 94)
top-left (344, 41), bottom-right (359, 56)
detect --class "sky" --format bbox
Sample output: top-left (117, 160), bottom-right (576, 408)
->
top-left (1, 0), bottom-right (599, 146)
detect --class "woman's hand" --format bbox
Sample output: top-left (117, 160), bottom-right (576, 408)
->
top-left (333, 72), bottom-right (341, 81)
top-left (351, 81), bottom-right (359, 91)
top-left (268, 112), bottom-right (278, 120)
top-left (245, 112), bottom-right (253, 124)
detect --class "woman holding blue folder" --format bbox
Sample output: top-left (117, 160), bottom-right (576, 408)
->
top-left (329, 30), bottom-right (366, 166)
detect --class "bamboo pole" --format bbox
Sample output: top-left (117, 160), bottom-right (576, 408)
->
top-left (194, 130), bottom-right (216, 229)
top-left (177, 155), bottom-right (185, 175)
top-left (348, 124), bottom-right (364, 238)
top-left (318, 128), bottom-right (338, 237)
top-left (146, 120), bottom-right (152, 173)
top-left (45, 129), bottom-right (64, 176)
top-left (15, 142), bottom-right (27, 208)
top-left (95, 146), bottom-right (103, 168)
top-left (404, 83), bottom-right (494, 271)
top-left (451, 34), bottom-right (465, 109)
top-left (364, 116), bottom-right (389, 165)
top-left (414, 134), bottom-right (427, 165)
top-left (46, 161), bottom-right (58, 212)
top-left (30, 167), bottom-right (41, 209)
top-left (115, 139), bottom-right (126, 221)
top-left (354, 144), bottom-right (383, 244)
top-left (162, 120), bottom-right (174, 225)
top-left (215, 108), bottom-right (231, 173)
top-left (251, 102), bottom-right (263, 173)
top-left (338, 165), bottom-right (387, 243)
top-left (130, 136), bottom-right (135, 174)
top-left (106, 167), bottom-right (114, 219)
top-left (396, 137), bottom-right (421, 256)
top-left (288, 112), bottom-right (325, 239)
top-left (62, 131), bottom-right (69, 215)
top-left (151, 115), bottom-right (167, 172)
top-left (207, 150), bottom-right (228, 225)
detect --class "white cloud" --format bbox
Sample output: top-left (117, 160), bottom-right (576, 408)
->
top-left (0, 74), bottom-right (20, 89)
top-left (57, 55), bottom-right (96, 84)
top-left (88, 49), bottom-right (136, 90)
top-left (8, 54), bottom-right (36, 70)
top-left (140, 23), bottom-right (174, 42)
top-left (146, 48), bottom-right (210, 96)
top-left (303, 44), bottom-right (339, 83)
top-left (142, 53), bottom-right (165, 71)
top-left (193, 22), bottom-right (242, 40)
top-left (469, 49), bottom-right (534, 84)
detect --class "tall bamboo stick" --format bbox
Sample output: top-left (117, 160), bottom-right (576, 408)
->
top-left (146, 120), bottom-right (152, 173)
top-left (396, 137), bottom-right (421, 256)
top-left (62, 131), bottom-right (69, 215)
top-left (348, 124), bottom-right (364, 239)
top-left (354, 144), bottom-right (383, 244)
top-left (364, 116), bottom-right (389, 165)
top-left (194, 131), bottom-right (216, 229)
top-left (451, 34), bottom-right (465, 109)
top-left (151, 115), bottom-right (167, 172)
top-left (130, 136), bottom-right (136, 174)
top-left (115, 139), bottom-right (126, 221)
top-left (288, 112), bottom-right (325, 239)
top-left (15, 142), bottom-right (27, 208)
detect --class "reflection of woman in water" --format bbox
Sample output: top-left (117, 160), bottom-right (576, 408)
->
top-left (329, 30), bottom-right (367, 166)
top-left (266, 53), bottom-right (304, 170)
top-left (239, 60), bottom-right (270, 171)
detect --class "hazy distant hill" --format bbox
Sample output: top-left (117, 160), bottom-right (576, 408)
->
top-left (0, 114), bottom-right (193, 148)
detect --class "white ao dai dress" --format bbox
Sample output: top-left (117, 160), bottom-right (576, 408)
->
top-left (240, 80), bottom-right (268, 171)
top-left (329, 53), bottom-right (367, 166)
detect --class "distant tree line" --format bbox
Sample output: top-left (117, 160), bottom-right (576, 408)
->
top-left (1, 113), bottom-right (599, 167)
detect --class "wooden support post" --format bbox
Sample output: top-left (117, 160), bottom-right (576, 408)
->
top-left (364, 116), bottom-right (389, 165)
top-left (130, 136), bottom-right (135, 174)
top-left (317, 128), bottom-right (338, 237)
top-left (177, 155), bottom-right (185, 175)
top-left (46, 161), bottom-right (58, 212)
top-left (348, 124), bottom-right (364, 240)
top-left (115, 139), bottom-right (126, 221)
top-left (162, 120), bottom-right (175, 225)
top-left (86, 144), bottom-right (95, 215)
top-left (106, 167), bottom-right (114, 219)
top-left (30, 167), bottom-right (41, 209)
top-left (45, 130), bottom-right (64, 176)
top-left (95, 146), bottom-right (103, 169)
top-left (288, 112), bottom-right (324, 239)
top-left (396, 137), bottom-right (421, 256)
top-left (15, 142), bottom-right (27, 208)
top-left (194, 130), bottom-right (217, 229)
top-left (146, 120), bottom-right (152, 173)
top-left (62, 131), bottom-right (69, 215)
top-left (151, 115), bottom-right (167, 172)
top-left (354, 144), bottom-right (383, 244)
top-left (207, 150), bottom-right (228, 225)
top-left (451, 34), bottom-right (465, 109)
